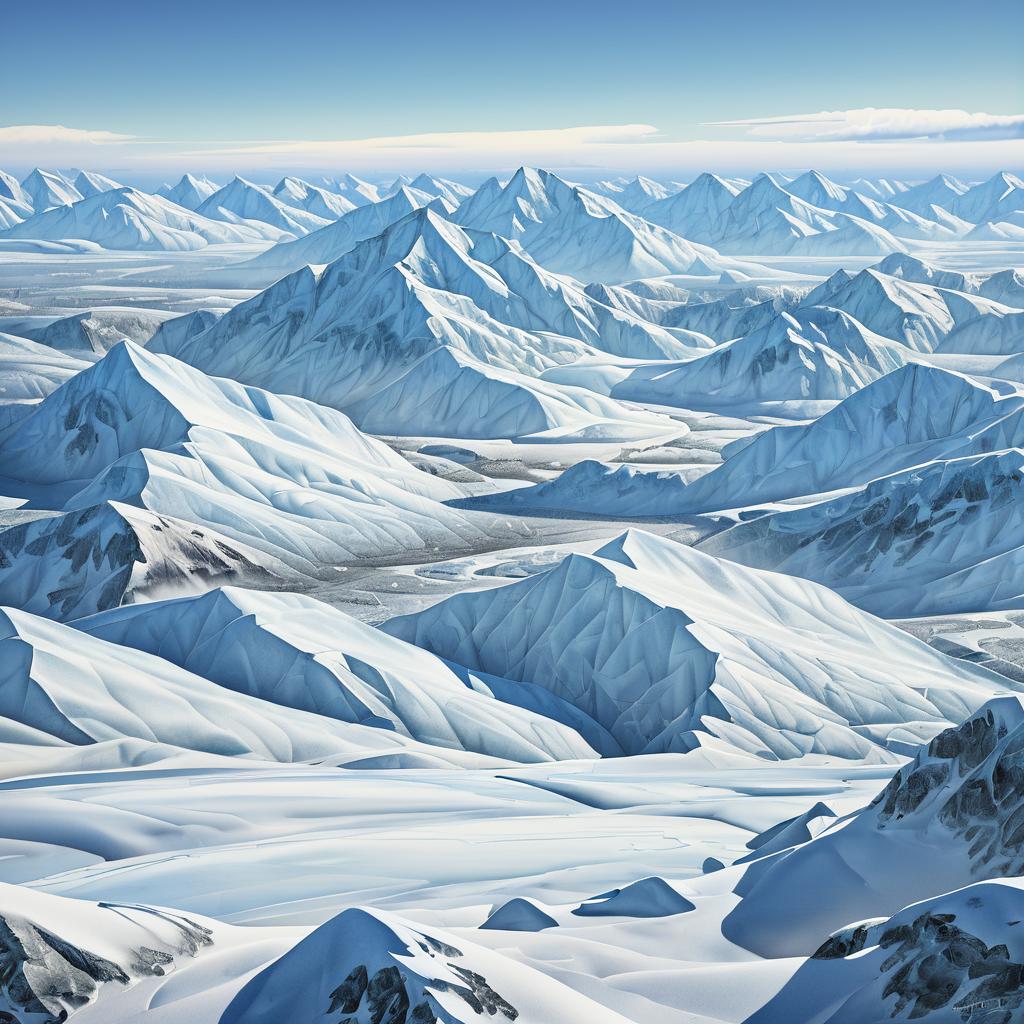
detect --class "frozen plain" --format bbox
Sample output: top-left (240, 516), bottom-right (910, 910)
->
top-left (0, 167), bottom-right (1024, 1022)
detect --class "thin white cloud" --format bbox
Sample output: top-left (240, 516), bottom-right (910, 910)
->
top-left (709, 108), bottom-right (1024, 142)
top-left (0, 124), bottom-right (136, 145)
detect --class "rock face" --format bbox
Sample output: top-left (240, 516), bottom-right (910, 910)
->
top-left (0, 884), bottom-right (216, 1024)
top-left (219, 905), bottom-right (626, 1023)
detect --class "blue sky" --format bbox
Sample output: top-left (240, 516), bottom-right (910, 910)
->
top-left (2, 0), bottom-right (1022, 178)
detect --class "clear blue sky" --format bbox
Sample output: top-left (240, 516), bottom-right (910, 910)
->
top-left (4, 0), bottom-right (1021, 141)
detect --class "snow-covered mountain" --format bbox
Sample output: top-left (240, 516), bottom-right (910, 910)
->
top-left (75, 587), bottom-right (605, 762)
top-left (701, 447), bottom-right (1024, 616)
top-left (196, 176), bottom-right (331, 238)
top-left (271, 176), bottom-right (358, 219)
top-left (673, 363), bottom-right (1024, 512)
top-left (385, 529), bottom-right (1003, 761)
top-left (0, 187), bottom-right (269, 250)
top-left (156, 172), bottom-right (221, 210)
top-left (641, 172), bottom-right (741, 238)
top-left (453, 166), bottom-right (758, 283)
top-left (0, 342), bottom-right (495, 616)
top-left (71, 169), bottom-right (123, 198)
top-left (243, 185), bottom-right (444, 273)
top-left (154, 207), bottom-right (691, 438)
top-left (611, 305), bottom-right (911, 406)
top-left (406, 171), bottom-right (475, 206)
top-left (20, 167), bottom-right (83, 210)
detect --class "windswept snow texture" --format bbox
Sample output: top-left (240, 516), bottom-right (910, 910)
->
top-left (4, 164), bottom-right (1024, 1024)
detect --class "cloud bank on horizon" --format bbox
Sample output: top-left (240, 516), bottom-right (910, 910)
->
top-left (1, 108), bottom-right (1020, 179)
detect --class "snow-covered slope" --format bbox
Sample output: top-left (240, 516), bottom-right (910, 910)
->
top-left (407, 172), bottom-right (475, 206)
top-left (385, 529), bottom-right (1004, 761)
top-left (74, 587), bottom-right (605, 762)
top-left (156, 172), bottom-right (221, 210)
top-left (0, 188), bottom-right (267, 250)
top-left (701, 448), bottom-right (1024, 616)
top-left (0, 882), bottom-right (223, 1023)
top-left (454, 166), bottom-right (756, 283)
top-left (0, 604), bottom-right (496, 766)
top-left (951, 170), bottom-right (1024, 224)
top-left (675, 364), bottom-right (1024, 512)
top-left (196, 176), bottom-right (330, 238)
top-left (0, 342), bottom-right (492, 615)
top-left (0, 332), bottom-right (89, 402)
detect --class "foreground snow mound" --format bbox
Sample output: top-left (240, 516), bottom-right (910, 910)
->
top-left (385, 530), bottom-right (1004, 761)
top-left (572, 876), bottom-right (694, 918)
top-left (481, 898), bottom-right (558, 932)
top-left (74, 587), bottom-right (604, 763)
top-left (454, 166), bottom-right (754, 283)
top-left (750, 878), bottom-right (1024, 1023)
top-left (0, 343), bottom-right (490, 609)
top-left (0, 604), bottom-right (497, 767)
top-left (0, 188), bottom-right (267, 250)
top-left (221, 905), bottom-right (629, 1024)
top-left (613, 305), bottom-right (910, 407)
top-left (722, 696), bottom-right (1024, 957)
top-left (676, 364), bottom-right (1024, 512)
top-left (700, 448), bottom-right (1024, 617)
top-left (154, 208), bottom-right (681, 438)
top-left (0, 882), bottom-right (219, 1023)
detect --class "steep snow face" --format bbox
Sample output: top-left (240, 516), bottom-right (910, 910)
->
top-left (0, 343), bottom-right (491, 602)
top-left (271, 176), bottom-right (357, 220)
top-left (871, 251), bottom-right (976, 292)
top-left (0, 169), bottom-right (32, 210)
top-left (244, 186), bottom-right (445, 272)
top-left (74, 588), bottom-right (604, 763)
top-left (641, 172), bottom-right (740, 239)
top-left (221, 905), bottom-right (630, 1024)
top-left (722, 697), bottom-right (1024, 960)
top-left (324, 172), bottom-right (382, 206)
top-left (154, 208), bottom-right (685, 438)
top-left (20, 168), bottom-right (83, 211)
top-left (675, 364), bottom-right (1024, 512)
top-left (156, 172), bottom-right (221, 210)
top-left (196, 176), bottom-right (331, 238)
top-left (0, 882), bottom-right (221, 1023)
top-left (385, 529), bottom-right (1003, 761)
top-left (454, 166), bottom-right (751, 283)
top-left (701, 448), bottom-right (1024, 617)
top-left (0, 605), bottom-right (495, 766)
top-left (613, 306), bottom-right (910, 407)
top-left (980, 267), bottom-right (1024, 307)
top-left (587, 174), bottom-right (676, 215)
top-left (0, 188), bottom-right (268, 250)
